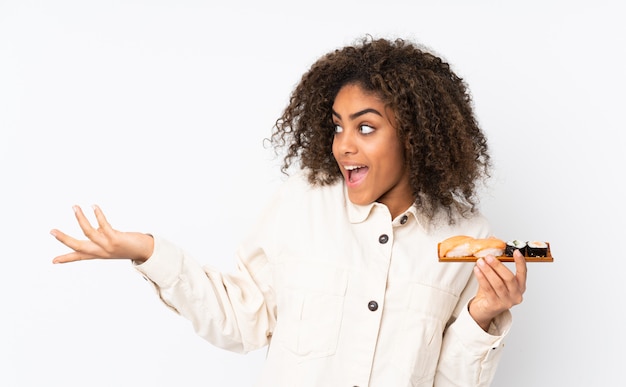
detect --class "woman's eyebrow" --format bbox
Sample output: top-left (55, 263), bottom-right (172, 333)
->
top-left (331, 108), bottom-right (383, 121)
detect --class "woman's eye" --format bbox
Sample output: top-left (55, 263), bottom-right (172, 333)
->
top-left (334, 125), bottom-right (343, 134)
top-left (360, 125), bottom-right (375, 134)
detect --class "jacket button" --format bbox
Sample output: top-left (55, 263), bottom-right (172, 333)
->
top-left (368, 301), bottom-right (378, 311)
top-left (378, 234), bottom-right (389, 244)
top-left (400, 215), bottom-right (408, 224)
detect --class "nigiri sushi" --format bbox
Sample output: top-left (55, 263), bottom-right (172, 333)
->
top-left (438, 235), bottom-right (473, 258)
top-left (470, 237), bottom-right (506, 257)
top-left (439, 235), bottom-right (505, 258)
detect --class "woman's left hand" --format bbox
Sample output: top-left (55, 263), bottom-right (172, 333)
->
top-left (469, 249), bottom-right (527, 331)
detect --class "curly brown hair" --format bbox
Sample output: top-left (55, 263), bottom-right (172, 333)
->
top-left (269, 35), bottom-right (491, 223)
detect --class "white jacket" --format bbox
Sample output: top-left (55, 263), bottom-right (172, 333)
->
top-left (136, 171), bottom-right (511, 386)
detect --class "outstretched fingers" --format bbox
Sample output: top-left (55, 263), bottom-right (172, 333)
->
top-left (52, 250), bottom-right (97, 264)
top-left (50, 228), bottom-right (99, 263)
top-left (73, 205), bottom-right (103, 242)
top-left (74, 204), bottom-right (119, 253)
top-left (92, 204), bottom-right (114, 234)
top-left (50, 205), bottom-right (117, 264)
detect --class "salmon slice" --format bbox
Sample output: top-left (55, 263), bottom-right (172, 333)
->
top-left (470, 237), bottom-right (506, 257)
top-left (439, 235), bottom-right (473, 258)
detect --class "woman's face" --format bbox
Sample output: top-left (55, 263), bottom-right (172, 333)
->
top-left (331, 83), bottom-right (414, 218)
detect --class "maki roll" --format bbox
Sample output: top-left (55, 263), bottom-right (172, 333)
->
top-left (505, 240), bottom-right (527, 257)
top-left (527, 241), bottom-right (549, 257)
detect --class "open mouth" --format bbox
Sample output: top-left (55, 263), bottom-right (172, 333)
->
top-left (345, 165), bottom-right (369, 184)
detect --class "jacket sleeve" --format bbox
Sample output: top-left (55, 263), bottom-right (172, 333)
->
top-left (434, 276), bottom-right (513, 386)
top-left (133, 234), bottom-right (277, 354)
top-left (132, 179), bottom-right (300, 354)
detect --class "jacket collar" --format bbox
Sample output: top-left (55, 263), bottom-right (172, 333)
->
top-left (343, 181), bottom-right (419, 225)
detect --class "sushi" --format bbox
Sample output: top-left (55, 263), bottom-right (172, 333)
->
top-left (439, 235), bottom-right (473, 258)
top-left (471, 237), bottom-right (506, 257)
top-left (439, 236), bottom-right (553, 262)
top-left (527, 241), bottom-right (549, 257)
top-left (439, 235), bottom-right (505, 258)
top-left (505, 240), bottom-right (527, 257)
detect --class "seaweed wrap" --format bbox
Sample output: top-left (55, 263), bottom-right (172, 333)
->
top-left (527, 241), bottom-right (549, 257)
top-left (505, 240), bottom-right (527, 257)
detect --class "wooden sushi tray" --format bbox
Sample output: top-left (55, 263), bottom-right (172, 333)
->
top-left (438, 242), bottom-right (554, 262)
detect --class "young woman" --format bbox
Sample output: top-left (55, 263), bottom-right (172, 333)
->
top-left (51, 36), bottom-right (527, 387)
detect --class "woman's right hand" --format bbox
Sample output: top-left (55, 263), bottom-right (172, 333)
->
top-left (51, 205), bottom-right (154, 264)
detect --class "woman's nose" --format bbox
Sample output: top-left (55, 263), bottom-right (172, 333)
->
top-left (334, 129), bottom-right (357, 155)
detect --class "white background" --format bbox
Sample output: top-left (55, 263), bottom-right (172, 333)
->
top-left (1, 1), bottom-right (624, 386)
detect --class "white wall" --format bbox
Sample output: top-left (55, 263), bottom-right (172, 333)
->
top-left (1, 1), bottom-right (623, 386)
